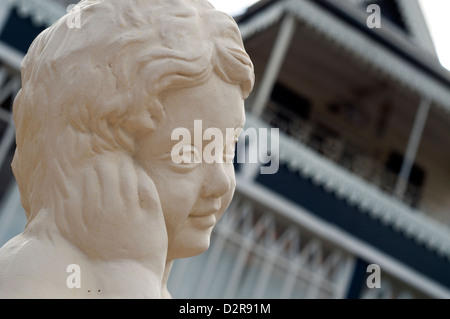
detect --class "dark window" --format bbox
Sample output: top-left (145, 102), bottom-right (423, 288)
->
top-left (386, 151), bottom-right (425, 188)
top-left (270, 82), bottom-right (311, 120)
top-left (386, 151), bottom-right (425, 207)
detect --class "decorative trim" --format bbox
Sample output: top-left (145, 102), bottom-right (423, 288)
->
top-left (240, 1), bottom-right (285, 41)
top-left (245, 114), bottom-right (450, 260)
top-left (396, 0), bottom-right (438, 58)
top-left (238, 0), bottom-right (450, 115)
top-left (236, 174), bottom-right (450, 298)
top-left (7, 0), bottom-right (66, 27)
top-left (341, 0), bottom-right (437, 57)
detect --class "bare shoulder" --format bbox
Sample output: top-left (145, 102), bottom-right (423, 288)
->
top-left (0, 234), bottom-right (32, 298)
top-left (0, 234), bottom-right (70, 298)
top-left (0, 233), bottom-right (29, 272)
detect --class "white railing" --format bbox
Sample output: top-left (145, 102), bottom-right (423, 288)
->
top-left (244, 114), bottom-right (450, 262)
top-left (169, 171), bottom-right (450, 299)
top-left (168, 193), bottom-right (356, 299)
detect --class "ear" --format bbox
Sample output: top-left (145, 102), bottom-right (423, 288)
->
top-left (123, 97), bottom-right (164, 136)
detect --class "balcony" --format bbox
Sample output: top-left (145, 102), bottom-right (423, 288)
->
top-left (168, 185), bottom-right (437, 298)
top-left (239, 0), bottom-right (450, 228)
top-left (261, 98), bottom-right (424, 208)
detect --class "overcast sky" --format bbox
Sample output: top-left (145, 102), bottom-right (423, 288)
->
top-left (209, 0), bottom-right (450, 71)
top-left (417, 0), bottom-right (450, 70)
top-left (208, 0), bottom-right (260, 16)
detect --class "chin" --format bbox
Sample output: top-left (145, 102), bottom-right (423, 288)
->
top-left (169, 228), bottom-right (214, 260)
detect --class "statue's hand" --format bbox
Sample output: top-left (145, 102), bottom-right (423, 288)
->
top-left (76, 153), bottom-right (169, 268)
top-left (135, 166), bottom-right (169, 263)
top-left (85, 154), bottom-right (169, 297)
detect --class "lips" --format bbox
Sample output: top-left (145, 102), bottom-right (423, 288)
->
top-left (190, 200), bottom-right (222, 218)
top-left (190, 213), bottom-right (217, 229)
top-left (190, 207), bottom-right (219, 218)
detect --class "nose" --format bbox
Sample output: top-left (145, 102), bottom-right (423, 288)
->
top-left (201, 163), bottom-right (232, 198)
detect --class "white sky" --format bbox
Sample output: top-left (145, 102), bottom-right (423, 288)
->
top-left (209, 0), bottom-right (450, 71)
top-left (417, 0), bottom-right (450, 70)
top-left (208, 0), bottom-right (260, 16)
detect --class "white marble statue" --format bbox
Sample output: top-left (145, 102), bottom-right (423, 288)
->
top-left (0, 0), bottom-right (254, 298)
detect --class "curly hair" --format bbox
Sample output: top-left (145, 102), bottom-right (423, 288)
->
top-left (12, 0), bottom-right (254, 234)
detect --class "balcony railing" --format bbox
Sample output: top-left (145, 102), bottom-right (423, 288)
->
top-left (242, 112), bottom-right (450, 262)
top-left (169, 192), bottom-right (356, 299)
top-left (168, 178), bottom-right (438, 298)
top-left (261, 101), bottom-right (423, 208)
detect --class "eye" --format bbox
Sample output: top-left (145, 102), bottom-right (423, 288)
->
top-left (170, 144), bottom-right (202, 171)
top-left (180, 145), bottom-right (201, 163)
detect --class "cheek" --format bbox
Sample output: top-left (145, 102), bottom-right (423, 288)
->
top-left (155, 173), bottom-right (203, 230)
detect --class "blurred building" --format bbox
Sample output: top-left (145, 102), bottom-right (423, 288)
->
top-left (0, 0), bottom-right (449, 299)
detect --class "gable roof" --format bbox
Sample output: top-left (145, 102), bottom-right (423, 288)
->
top-left (237, 0), bottom-right (450, 115)
top-left (237, 0), bottom-right (438, 57)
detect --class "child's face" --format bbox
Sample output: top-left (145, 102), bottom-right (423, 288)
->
top-left (135, 73), bottom-right (245, 260)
